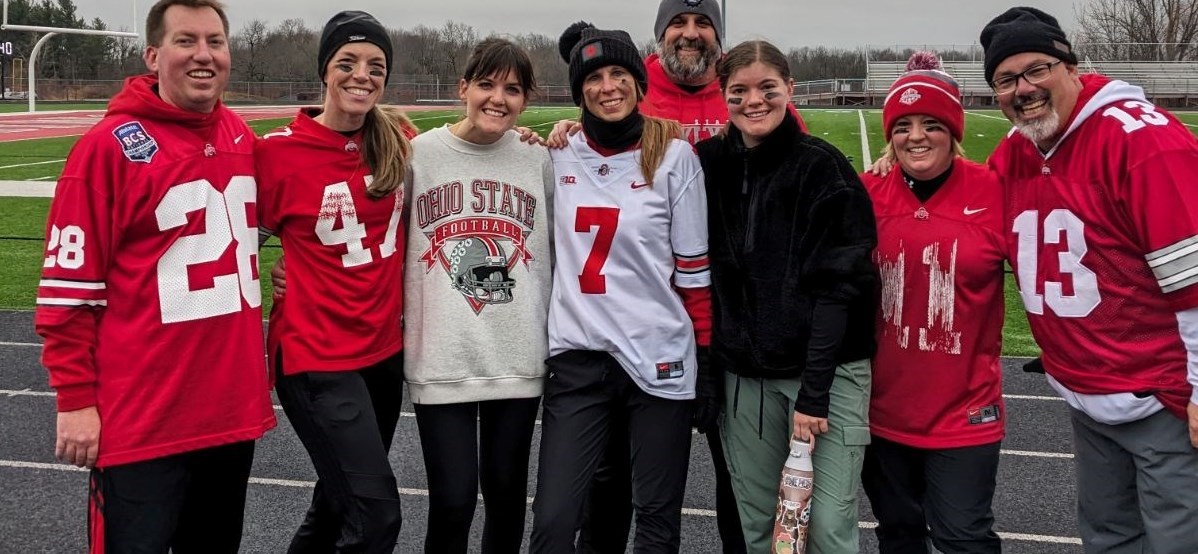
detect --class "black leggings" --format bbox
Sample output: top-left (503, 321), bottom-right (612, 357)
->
top-left (413, 397), bottom-right (541, 554)
top-left (275, 354), bottom-right (405, 554)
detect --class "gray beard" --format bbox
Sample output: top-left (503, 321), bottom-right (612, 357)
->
top-left (1015, 109), bottom-right (1062, 147)
top-left (656, 41), bottom-right (719, 84)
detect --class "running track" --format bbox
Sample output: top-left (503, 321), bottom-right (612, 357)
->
top-left (0, 105), bottom-right (456, 142)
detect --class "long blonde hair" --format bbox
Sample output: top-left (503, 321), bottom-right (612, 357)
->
top-left (638, 114), bottom-right (682, 187)
top-left (361, 105), bottom-right (412, 198)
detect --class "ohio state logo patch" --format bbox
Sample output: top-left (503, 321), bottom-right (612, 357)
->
top-left (899, 87), bottom-right (921, 105)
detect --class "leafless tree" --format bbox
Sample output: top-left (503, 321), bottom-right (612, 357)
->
top-left (1075, 0), bottom-right (1198, 60)
top-left (231, 19), bottom-right (269, 81)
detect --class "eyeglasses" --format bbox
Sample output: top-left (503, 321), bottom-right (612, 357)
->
top-left (989, 61), bottom-right (1062, 94)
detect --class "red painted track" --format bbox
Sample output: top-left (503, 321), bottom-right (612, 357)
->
top-left (0, 105), bottom-right (456, 142)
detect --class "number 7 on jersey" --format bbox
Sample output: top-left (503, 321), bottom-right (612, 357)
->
top-left (575, 207), bottom-right (619, 294)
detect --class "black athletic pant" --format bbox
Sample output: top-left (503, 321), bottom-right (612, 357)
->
top-left (577, 427), bottom-right (745, 554)
top-left (530, 350), bottom-right (693, 554)
top-left (275, 353), bottom-right (404, 554)
top-left (413, 397), bottom-right (541, 553)
top-left (861, 435), bottom-right (1002, 554)
top-left (88, 440), bottom-right (255, 554)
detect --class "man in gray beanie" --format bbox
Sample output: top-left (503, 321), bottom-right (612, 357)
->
top-left (642, 0), bottom-right (729, 143)
top-left (984, 7), bottom-right (1198, 554)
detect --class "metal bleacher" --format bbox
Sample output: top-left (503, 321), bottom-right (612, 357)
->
top-left (863, 59), bottom-right (1198, 106)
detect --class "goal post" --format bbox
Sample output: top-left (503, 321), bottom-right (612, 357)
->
top-left (2, 0), bottom-right (140, 111)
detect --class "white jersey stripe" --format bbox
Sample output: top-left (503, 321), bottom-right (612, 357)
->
top-left (1159, 265), bottom-right (1198, 293)
top-left (36, 298), bottom-right (107, 307)
top-left (1147, 235), bottom-right (1198, 264)
top-left (38, 279), bottom-right (106, 290)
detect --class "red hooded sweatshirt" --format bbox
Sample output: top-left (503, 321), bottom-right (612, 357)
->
top-left (35, 74), bottom-right (276, 467)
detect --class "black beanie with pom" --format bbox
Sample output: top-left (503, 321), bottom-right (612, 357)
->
top-left (558, 21), bottom-right (648, 105)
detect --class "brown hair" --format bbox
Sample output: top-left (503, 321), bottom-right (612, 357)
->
top-left (145, 0), bottom-right (229, 47)
top-left (361, 106), bottom-right (413, 198)
top-left (716, 40), bottom-right (791, 91)
top-left (462, 37), bottom-right (539, 99)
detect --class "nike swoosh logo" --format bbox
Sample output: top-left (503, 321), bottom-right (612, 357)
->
top-left (234, 134), bottom-right (245, 144)
top-left (963, 207), bottom-right (987, 215)
top-left (631, 182), bottom-right (650, 190)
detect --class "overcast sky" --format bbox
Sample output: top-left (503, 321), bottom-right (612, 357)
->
top-left (79, 0), bottom-right (1084, 50)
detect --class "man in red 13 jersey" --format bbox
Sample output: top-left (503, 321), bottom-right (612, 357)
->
top-left (34, 1), bottom-right (275, 551)
top-left (983, 7), bottom-right (1198, 553)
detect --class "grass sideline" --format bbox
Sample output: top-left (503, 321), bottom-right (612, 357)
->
top-left (6, 107), bottom-right (1198, 356)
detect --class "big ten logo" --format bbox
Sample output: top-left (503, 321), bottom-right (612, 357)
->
top-left (415, 179), bottom-right (538, 229)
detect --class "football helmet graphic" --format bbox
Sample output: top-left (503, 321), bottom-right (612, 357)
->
top-left (448, 236), bottom-right (515, 304)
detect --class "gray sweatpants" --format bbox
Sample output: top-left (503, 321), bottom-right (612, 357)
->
top-left (1071, 408), bottom-right (1198, 554)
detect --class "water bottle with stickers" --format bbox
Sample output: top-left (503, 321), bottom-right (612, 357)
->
top-left (771, 439), bottom-right (814, 554)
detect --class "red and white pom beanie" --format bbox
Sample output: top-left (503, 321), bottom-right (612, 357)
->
top-left (883, 51), bottom-right (964, 142)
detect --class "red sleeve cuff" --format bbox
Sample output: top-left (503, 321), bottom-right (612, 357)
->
top-left (56, 384), bottom-right (97, 412)
top-left (676, 285), bottom-right (712, 346)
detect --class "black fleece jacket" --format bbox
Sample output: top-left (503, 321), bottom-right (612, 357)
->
top-left (696, 112), bottom-right (879, 417)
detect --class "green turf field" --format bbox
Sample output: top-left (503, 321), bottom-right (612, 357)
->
top-left (4, 105), bottom-right (1198, 356)
top-left (0, 102), bottom-right (108, 113)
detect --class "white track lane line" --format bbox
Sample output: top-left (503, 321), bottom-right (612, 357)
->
top-left (1, 389), bottom-right (1077, 459)
top-left (0, 459), bottom-right (1082, 544)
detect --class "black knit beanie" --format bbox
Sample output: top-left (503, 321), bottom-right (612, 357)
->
top-left (318, 11), bottom-right (394, 85)
top-left (558, 21), bottom-right (648, 106)
top-left (980, 7), bottom-right (1078, 84)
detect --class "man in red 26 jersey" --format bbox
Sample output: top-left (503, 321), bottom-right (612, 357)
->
top-left (34, 1), bottom-right (274, 551)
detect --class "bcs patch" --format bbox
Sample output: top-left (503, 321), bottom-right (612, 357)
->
top-left (112, 122), bottom-right (158, 163)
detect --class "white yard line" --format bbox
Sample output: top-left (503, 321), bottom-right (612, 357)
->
top-left (0, 159), bottom-right (64, 170)
top-left (966, 111), bottom-right (1012, 122)
top-left (856, 109), bottom-right (872, 167)
top-left (0, 458), bottom-right (1082, 543)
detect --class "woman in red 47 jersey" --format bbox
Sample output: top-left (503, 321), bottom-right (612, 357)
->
top-left (859, 52), bottom-right (1006, 554)
top-left (255, 11), bottom-right (416, 553)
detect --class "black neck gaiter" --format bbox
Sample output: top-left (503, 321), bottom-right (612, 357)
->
top-left (582, 107), bottom-right (644, 151)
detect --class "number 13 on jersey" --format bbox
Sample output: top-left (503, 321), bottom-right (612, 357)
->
top-left (1013, 208), bottom-right (1101, 317)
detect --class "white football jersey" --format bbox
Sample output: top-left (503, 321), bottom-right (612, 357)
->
top-left (548, 132), bottom-right (710, 399)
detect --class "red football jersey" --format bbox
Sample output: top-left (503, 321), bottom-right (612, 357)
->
top-left (34, 74), bottom-right (276, 467)
top-left (989, 74), bottom-right (1198, 419)
top-left (863, 160), bottom-right (1006, 448)
top-left (257, 109), bottom-right (405, 374)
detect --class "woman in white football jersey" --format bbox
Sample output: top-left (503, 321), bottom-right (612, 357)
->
top-left (529, 21), bottom-right (715, 552)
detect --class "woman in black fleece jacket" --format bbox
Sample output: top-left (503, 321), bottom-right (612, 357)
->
top-left (695, 40), bottom-right (879, 553)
